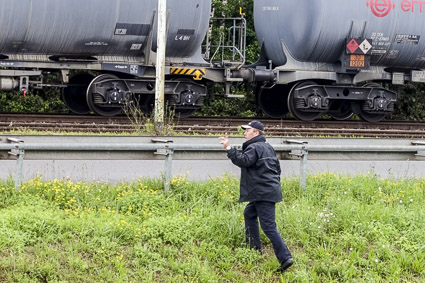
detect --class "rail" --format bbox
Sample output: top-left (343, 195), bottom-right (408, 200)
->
top-left (2, 138), bottom-right (425, 191)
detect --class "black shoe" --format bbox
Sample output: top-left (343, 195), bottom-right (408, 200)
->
top-left (276, 258), bottom-right (293, 273)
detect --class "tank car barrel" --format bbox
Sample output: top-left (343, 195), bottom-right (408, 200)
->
top-left (0, 78), bottom-right (19, 90)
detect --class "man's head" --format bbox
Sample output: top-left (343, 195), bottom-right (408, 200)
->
top-left (241, 120), bottom-right (264, 141)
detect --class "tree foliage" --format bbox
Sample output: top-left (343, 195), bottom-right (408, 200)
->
top-left (389, 83), bottom-right (425, 121)
top-left (210, 0), bottom-right (259, 64)
top-left (198, 0), bottom-right (260, 116)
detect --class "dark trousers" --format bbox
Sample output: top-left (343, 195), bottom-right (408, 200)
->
top-left (243, 201), bottom-right (292, 263)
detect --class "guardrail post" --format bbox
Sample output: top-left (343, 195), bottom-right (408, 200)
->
top-left (300, 148), bottom-right (308, 190)
top-left (15, 148), bottom-right (25, 191)
top-left (152, 139), bottom-right (174, 192)
top-left (164, 146), bottom-right (174, 192)
top-left (284, 139), bottom-right (308, 190)
top-left (6, 138), bottom-right (25, 191)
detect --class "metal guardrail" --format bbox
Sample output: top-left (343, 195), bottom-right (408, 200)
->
top-left (2, 138), bottom-right (425, 191)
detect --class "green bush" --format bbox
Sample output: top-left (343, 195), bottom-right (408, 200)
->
top-left (0, 90), bottom-right (68, 113)
top-left (389, 83), bottom-right (425, 121)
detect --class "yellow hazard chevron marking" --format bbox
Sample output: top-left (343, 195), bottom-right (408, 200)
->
top-left (170, 68), bottom-right (206, 80)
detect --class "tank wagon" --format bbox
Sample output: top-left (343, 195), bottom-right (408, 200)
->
top-left (0, 0), bottom-right (223, 117)
top-left (1, 0), bottom-right (425, 122)
top-left (252, 0), bottom-right (425, 122)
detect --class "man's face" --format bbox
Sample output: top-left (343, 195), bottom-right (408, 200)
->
top-left (244, 128), bottom-right (259, 141)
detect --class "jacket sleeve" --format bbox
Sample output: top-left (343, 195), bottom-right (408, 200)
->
top-left (227, 146), bottom-right (258, 168)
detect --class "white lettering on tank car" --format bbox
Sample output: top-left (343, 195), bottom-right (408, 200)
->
top-left (262, 6), bottom-right (279, 11)
top-left (371, 32), bottom-right (390, 42)
top-left (371, 50), bottom-right (387, 55)
top-left (370, 31), bottom-right (391, 55)
top-left (413, 71), bottom-right (425, 78)
top-left (130, 44), bottom-right (142, 50)
top-left (412, 71), bottom-right (425, 82)
top-left (85, 42), bottom-right (109, 46)
top-left (387, 50), bottom-right (399, 59)
top-left (175, 35), bottom-right (191, 41)
top-left (395, 34), bottom-right (420, 45)
top-left (115, 29), bottom-right (127, 35)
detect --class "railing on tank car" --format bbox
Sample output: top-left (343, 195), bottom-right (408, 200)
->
top-left (203, 16), bottom-right (247, 67)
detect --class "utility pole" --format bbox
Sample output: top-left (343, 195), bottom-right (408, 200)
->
top-left (154, 0), bottom-right (167, 133)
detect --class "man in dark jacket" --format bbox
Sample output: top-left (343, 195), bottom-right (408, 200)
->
top-left (219, 120), bottom-right (293, 273)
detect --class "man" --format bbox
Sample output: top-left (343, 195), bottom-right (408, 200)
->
top-left (219, 120), bottom-right (293, 273)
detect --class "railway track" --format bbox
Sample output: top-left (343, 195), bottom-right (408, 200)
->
top-left (1, 113), bottom-right (425, 138)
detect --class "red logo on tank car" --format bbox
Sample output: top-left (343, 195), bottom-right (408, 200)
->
top-left (366, 0), bottom-right (396, 17)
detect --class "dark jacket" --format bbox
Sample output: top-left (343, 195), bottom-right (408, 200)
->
top-left (227, 135), bottom-right (283, 203)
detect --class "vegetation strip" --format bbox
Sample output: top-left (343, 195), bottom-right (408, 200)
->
top-left (0, 173), bottom-right (424, 281)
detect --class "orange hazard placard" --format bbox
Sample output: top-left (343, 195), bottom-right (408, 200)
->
top-left (350, 55), bottom-right (365, 67)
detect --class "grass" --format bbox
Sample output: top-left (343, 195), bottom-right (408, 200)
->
top-left (0, 173), bottom-right (424, 282)
top-left (0, 128), bottom-right (243, 137)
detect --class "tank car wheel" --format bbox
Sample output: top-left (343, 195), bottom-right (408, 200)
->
top-left (351, 83), bottom-right (387, 123)
top-left (86, 74), bottom-right (123, 117)
top-left (329, 101), bottom-right (353, 121)
top-left (61, 73), bottom-right (95, 114)
top-left (288, 81), bottom-right (324, 121)
top-left (351, 102), bottom-right (387, 123)
top-left (138, 93), bottom-right (197, 118)
top-left (138, 88), bottom-right (198, 118)
top-left (257, 85), bottom-right (290, 118)
top-left (170, 77), bottom-right (201, 118)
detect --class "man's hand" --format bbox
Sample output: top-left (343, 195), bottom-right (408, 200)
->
top-left (218, 133), bottom-right (229, 149)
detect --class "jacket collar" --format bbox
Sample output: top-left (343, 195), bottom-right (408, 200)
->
top-left (242, 134), bottom-right (266, 150)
